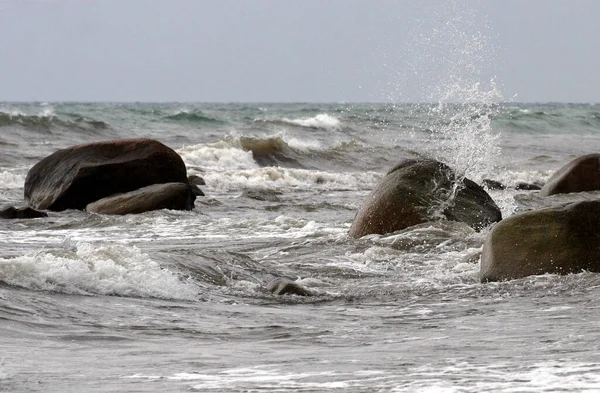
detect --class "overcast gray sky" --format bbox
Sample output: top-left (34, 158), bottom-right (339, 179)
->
top-left (1, 0), bottom-right (599, 103)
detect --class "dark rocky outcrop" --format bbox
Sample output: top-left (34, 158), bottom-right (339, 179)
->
top-left (480, 200), bottom-right (600, 282)
top-left (86, 182), bottom-right (196, 215)
top-left (540, 154), bottom-right (600, 197)
top-left (266, 278), bottom-right (313, 296)
top-left (0, 206), bottom-right (48, 219)
top-left (24, 138), bottom-right (188, 211)
top-left (348, 159), bottom-right (502, 238)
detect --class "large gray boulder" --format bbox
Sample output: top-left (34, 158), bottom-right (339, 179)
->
top-left (540, 154), bottom-right (600, 197)
top-left (480, 200), bottom-right (600, 282)
top-left (25, 138), bottom-right (188, 211)
top-left (86, 182), bottom-right (196, 215)
top-left (348, 159), bottom-right (502, 238)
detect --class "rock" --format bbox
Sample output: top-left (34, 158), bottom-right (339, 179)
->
top-left (24, 138), bottom-right (188, 211)
top-left (480, 200), bottom-right (600, 282)
top-left (190, 184), bottom-right (205, 197)
top-left (0, 206), bottom-right (48, 219)
top-left (348, 159), bottom-right (502, 238)
top-left (266, 277), bottom-right (313, 296)
top-left (514, 181), bottom-right (542, 191)
top-left (540, 154), bottom-right (600, 196)
top-left (86, 182), bottom-right (196, 215)
top-left (188, 174), bottom-right (206, 186)
top-left (187, 175), bottom-right (205, 196)
top-left (241, 189), bottom-right (282, 202)
top-left (482, 179), bottom-right (506, 190)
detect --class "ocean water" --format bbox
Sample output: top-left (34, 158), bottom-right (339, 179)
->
top-left (1, 101), bottom-right (600, 392)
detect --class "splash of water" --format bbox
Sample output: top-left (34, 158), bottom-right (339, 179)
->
top-left (386, 1), bottom-right (503, 182)
top-left (423, 1), bottom-right (502, 182)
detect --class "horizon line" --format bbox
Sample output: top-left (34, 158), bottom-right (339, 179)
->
top-left (1, 100), bottom-right (599, 105)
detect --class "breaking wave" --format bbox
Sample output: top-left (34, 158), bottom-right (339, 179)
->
top-left (255, 113), bottom-right (342, 131)
top-left (178, 135), bottom-right (372, 174)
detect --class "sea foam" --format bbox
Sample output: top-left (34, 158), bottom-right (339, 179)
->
top-left (0, 171), bottom-right (25, 189)
top-left (201, 167), bottom-right (379, 192)
top-left (178, 142), bottom-right (258, 171)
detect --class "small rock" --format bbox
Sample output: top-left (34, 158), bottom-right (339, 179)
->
top-left (188, 174), bottom-right (206, 186)
top-left (482, 179), bottom-right (506, 190)
top-left (515, 181), bottom-right (542, 191)
top-left (267, 278), bottom-right (313, 296)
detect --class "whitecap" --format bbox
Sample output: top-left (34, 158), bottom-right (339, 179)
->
top-left (177, 142), bottom-right (258, 171)
top-left (283, 113), bottom-right (341, 131)
top-left (0, 242), bottom-right (197, 300)
top-left (202, 167), bottom-right (379, 192)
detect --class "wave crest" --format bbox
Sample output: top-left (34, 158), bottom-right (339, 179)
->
top-left (255, 113), bottom-right (342, 131)
top-left (164, 110), bottom-right (224, 124)
top-left (0, 111), bottom-right (110, 131)
top-left (240, 136), bottom-right (304, 168)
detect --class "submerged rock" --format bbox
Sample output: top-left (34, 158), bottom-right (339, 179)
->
top-left (514, 181), bottom-right (543, 191)
top-left (540, 154), bottom-right (600, 196)
top-left (188, 174), bottom-right (206, 186)
top-left (482, 178), bottom-right (506, 190)
top-left (267, 277), bottom-right (313, 296)
top-left (348, 159), bottom-right (502, 238)
top-left (0, 206), bottom-right (48, 219)
top-left (242, 188), bottom-right (282, 202)
top-left (86, 182), bottom-right (196, 215)
top-left (24, 138), bottom-right (188, 211)
top-left (188, 175), bottom-right (205, 196)
top-left (480, 200), bottom-right (600, 282)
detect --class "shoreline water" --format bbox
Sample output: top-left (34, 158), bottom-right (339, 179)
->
top-left (1, 102), bottom-right (600, 391)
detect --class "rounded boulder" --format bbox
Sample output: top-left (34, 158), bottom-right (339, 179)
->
top-left (540, 154), bottom-right (600, 197)
top-left (480, 200), bottom-right (600, 282)
top-left (348, 159), bottom-right (502, 238)
top-left (86, 182), bottom-right (196, 215)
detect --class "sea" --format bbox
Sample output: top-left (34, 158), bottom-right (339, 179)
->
top-left (1, 101), bottom-right (600, 392)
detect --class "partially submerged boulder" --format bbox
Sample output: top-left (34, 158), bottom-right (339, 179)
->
top-left (480, 200), bottom-right (600, 282)
top-left (86, 182), bottom-right (196, 215)
top-left (515, 181), bottom-right (542, 191)
top-left (24, 138), bottom-right (188, 211)
top-left (540, 154), bottom-right (600, 197)
top-left (267, 277), bottom-right (313, 296)
top-left (242, 188), bottom-right (282, 202)
top-left (188, 174), bottom-right (206, 186)
top-left (482, 178), bottom-right (506, 190)
top-left (0, 206), bottom-right (47, 219)
top-left (188, 174), bottom-right (205, 196)
top-left (348, 159), bottom-right (502, 238)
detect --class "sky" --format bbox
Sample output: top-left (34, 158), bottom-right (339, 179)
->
top-left (1, 0), bottom-right (600, 103)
